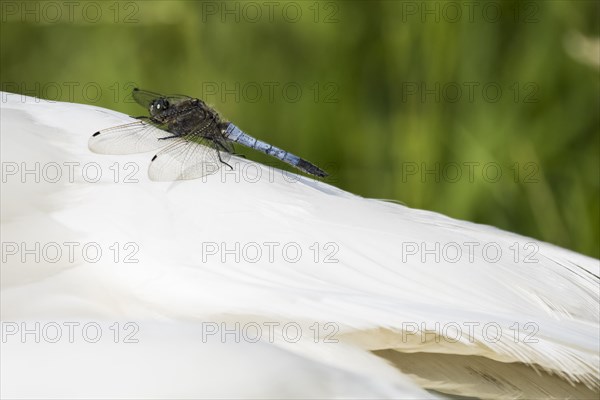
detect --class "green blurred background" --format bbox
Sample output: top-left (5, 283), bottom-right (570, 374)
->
top-left (1, 1), bottom-right (598, 258)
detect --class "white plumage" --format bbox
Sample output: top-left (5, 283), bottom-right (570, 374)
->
top-left (1, 93), bottom-right (598, 399)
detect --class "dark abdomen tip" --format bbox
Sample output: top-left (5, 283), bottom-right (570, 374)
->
top-left (297, 159), bottom-right (328, 178)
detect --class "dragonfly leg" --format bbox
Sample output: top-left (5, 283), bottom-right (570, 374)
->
top-left (228, 144), bottom-right (246, 158)
top-left (218, 151), bottom-right (233, 170)
top-left (215, 142), bottom-right (245, 158)
top-left (215, 141), bottom-right (234, 154)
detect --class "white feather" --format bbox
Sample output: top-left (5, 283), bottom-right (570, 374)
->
top-left (1, 93), bottom-right (598, 398)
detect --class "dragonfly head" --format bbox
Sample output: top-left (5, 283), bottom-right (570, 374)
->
top-left (149, 98), bottom-right (170, 116)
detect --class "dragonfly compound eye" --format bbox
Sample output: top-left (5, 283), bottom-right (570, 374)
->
top-left (156, 99), bottom-right (169, 110)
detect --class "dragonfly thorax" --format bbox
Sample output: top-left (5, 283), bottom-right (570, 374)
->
top-left (161, 102), bottom-right (221, 138)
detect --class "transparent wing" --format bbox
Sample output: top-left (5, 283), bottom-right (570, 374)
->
top-left (204, 135), bottom-right (235, 154)
top-left (88, 121), bottom-right (173, 154)
top-left (132, 88), bottom-right (165, 108)
top-left (148, 137), bottom-right (231, 181)
top-left (132, 88), bottom-right (192, 109)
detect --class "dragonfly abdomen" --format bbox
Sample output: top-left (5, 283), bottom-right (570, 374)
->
top-left (225, 124), bottom-right (294, 163)
top-left (224, 123), bottom-right (327, 178)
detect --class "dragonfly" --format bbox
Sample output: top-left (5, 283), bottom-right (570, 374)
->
top-left (89, 88), bottom-right (327, 181)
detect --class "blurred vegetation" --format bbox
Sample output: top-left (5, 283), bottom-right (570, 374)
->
top-left (1, 1), bottom-right (598, 258)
